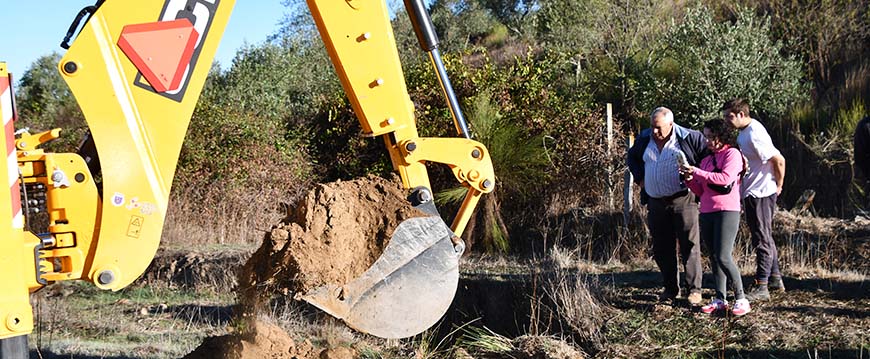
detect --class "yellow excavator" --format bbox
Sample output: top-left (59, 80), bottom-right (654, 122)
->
top-left (0, 0), bottom-right (494, 354)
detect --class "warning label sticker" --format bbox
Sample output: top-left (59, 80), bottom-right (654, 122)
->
top-left (127, 215), bottom-right (144, 238)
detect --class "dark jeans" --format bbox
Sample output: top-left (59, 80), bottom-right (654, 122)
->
top-left (744, 194), bottom-right (781, 283)
top-left (700, 211), bottom-right (745, 300)
top-left (647, 191), bottom-right (703, 295)
top-left (860, 178), bottom-right (870, 210)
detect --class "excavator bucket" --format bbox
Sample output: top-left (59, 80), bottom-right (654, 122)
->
top-left (301, 216), bottom-right (461, 339)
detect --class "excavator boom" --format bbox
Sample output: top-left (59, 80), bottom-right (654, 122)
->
top-left (0, 0), bottom-right (494, 345)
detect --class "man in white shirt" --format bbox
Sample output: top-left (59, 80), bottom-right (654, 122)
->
top-left (627, 107), bottom-right (709, 305)
top-left (722, 99), bottom-right (787, 301)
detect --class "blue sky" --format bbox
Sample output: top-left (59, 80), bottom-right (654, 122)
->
top-left (0, 1), bottom-right (288, 80)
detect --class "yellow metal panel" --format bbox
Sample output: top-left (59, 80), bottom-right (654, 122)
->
top-left (38, 152), bottom-right (100, 280)
top-left (400, 137), bottom-right (495, 194)
top-left (306, 0), bottom-right (416, 137)
top-left (60, 0), bottom-right (235, 290)
top-left (55, 233), bottom-right (76, 248)
top-left (0, 230), bottom-right (38, 340)
top-left (308, 0), bottom-right (432, 191)
top-left (0, 63), bottom-right (40, 340)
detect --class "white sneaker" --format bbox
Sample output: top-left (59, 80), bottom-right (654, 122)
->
top-left (732, 299), bottom-right (751, 316)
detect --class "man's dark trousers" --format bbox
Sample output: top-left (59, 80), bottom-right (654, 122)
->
top-left (744, 194), bottom-right (781, 283)
top-left (647, 191), bottom-right (703, 296)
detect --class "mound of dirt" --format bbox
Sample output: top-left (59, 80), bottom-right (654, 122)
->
top-left (239, 174), bottom-right (426, 312)
top-left (183, 320), bottom-right (354, 359)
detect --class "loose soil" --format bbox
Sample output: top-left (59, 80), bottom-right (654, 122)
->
top-left (238, 174), bottom-right (426, 308)
top-left (183, 320), bottom-right (355, 359)
top-left (176, 174), bottom-right (428, 359)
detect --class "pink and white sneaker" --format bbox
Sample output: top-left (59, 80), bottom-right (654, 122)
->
top-left (700, 299), bottom-right (727, 314)
top-left (731, 299), bottom-right (751, 316)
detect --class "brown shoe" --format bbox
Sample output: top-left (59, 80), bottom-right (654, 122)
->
top-left (687, 292), bottom-right (703, 306)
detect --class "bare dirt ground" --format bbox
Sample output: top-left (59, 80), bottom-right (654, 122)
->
top-left (591, 267), bottom-right (869, 358)
top-left (28, 253), bottom-right (868, 358)
top-left (24, 175), bottom-right (870, 358)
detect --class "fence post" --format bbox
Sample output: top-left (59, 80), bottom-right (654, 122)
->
top-left (606, 103), bottom-right (613, 210)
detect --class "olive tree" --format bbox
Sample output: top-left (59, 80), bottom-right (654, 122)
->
top-left (648, 4), bottom-right (807, 126)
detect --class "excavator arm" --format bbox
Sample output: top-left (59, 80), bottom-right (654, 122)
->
top-left (305, 0), bottom-right (494, 233)
top-left (0, 0), bottom-right (494, 344)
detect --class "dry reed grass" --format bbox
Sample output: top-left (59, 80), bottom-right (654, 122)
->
top-left (734, 209), bottom-right (869, 277)
top-left (544, 268), bottom-right (608, 350)
top-left (539, 201), bottom-right (650, 264)
top-left (162, 160), bottom-right (312, 248)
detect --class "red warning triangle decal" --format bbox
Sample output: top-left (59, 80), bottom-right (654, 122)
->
top-left (118, 19), bottom-right (199, 93)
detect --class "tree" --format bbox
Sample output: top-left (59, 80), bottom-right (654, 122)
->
top-left (15, 53), bottom-right (85, 151)
top-left (430, 0), bottom-right (504, 51)
top-left (536, 0), bottom-right (682, 125)
top-left (648, 4), bottom-right (807, 126)
top-left (717, 0), bottom-right (870, 103)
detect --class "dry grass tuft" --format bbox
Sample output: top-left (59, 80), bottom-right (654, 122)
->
top-left (457, 326), bottom-right (515, 355)
top-left (539, 205), bottom-right (650, 264)
top-left (544, 269), bottom-right (609, 351)
top-left (734, 209), bottom-right (870, 276)
top-left (162, 170), bottom-right (311, 248)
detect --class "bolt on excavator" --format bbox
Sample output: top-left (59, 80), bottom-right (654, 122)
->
top-left (0, 0), bottom-right (494, 355)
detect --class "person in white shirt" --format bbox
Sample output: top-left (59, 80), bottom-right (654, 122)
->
top-left (721, 98), bottom-right (786, 301)
top-left (627, 107), bottom-right (710, 305)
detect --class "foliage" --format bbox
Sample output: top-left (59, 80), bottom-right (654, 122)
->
top-left (834, 98), bottom-right (866, 140)
top-left (536, 0), bottom-right (603, 56)
top-left (190, 36), bottom-right (395, 183)
top-left (391, 7), bottom-right (429, 68)
top-left (482, 0), bottom-right (538, 40)
top-left (177, 100), bottom-right (305, 187)
top-left (536, 0), bottom-right (681, 126)
top-left (467, 91), bottom-right (549, 196)
top-left (430, 0), bottom-right (504, 51)
top-left (722, 0), bottom-right (870, 102)
top-left (650, 4), bottom-right (807, 127)
top-left (176, 39), bottom-right (342, 188)
top-left (204, 42), bottom-right (340, 122)
top-left (14, 53), bottom-right (86, 152)
top-left (304, 100), bottom-right (395, 181)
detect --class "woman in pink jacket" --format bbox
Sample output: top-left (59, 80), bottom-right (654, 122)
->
top-left (679, 119), bottom-right (750, 316)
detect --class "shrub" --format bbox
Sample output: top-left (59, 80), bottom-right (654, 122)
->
top-left (14, 53), bottom-right (86, 152)
top-left (649, 4), bottom-right (807, 127)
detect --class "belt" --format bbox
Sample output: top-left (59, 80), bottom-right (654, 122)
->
top-left (651, 189), bottom-right (689, 201)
